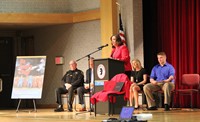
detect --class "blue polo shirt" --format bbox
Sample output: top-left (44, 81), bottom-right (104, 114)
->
top-left (150, 62), bottom-right (175, 83)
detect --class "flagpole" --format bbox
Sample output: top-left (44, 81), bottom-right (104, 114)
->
top-left (116, 2), bottom-right (121, 13)
top-left (116, 2), bottom-right (121, 32)
top-left (116, 2), bottom-right (126, 45)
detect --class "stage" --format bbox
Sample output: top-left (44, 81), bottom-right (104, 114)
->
top-left (0, 108), bottom-right (199, 122)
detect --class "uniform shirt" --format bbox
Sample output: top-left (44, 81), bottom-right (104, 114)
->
top-left (61, 68), bottom-right (84, 88)
top-left (150, 62), bottom-right (175, 83)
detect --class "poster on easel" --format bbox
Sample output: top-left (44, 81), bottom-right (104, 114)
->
top-left (11, 56), bottom-right (46, 99)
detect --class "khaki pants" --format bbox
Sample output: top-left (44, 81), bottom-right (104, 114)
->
top-left (143, 82), bottom-right (175, 107)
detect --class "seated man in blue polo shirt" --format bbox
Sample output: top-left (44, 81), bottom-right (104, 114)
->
top-left (143, 52), bottom-right (175, 111)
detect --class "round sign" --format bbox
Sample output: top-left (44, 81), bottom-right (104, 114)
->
top-left (97, 64), bottom-right (106, 79)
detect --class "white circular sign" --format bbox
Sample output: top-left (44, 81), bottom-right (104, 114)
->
top-left (97, 64), bottom-right (106, 79)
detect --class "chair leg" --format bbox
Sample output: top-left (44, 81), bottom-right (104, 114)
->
top-left (179, 93), bottom-right (182, 109)
top-left (108, 95), bottom-right (111, 116)
top-left (95, 99), bottom-right (96, 117)
top-left (112, 99), bottom-right (115, 116)
top-left (171, 92), bottom-right (174, 109)
top-left (158, 92), bottom-right (163, 108)
top-left (197, 91), bottom-right (199, 108)
top-left (108, 95), bottom-right (115, 116)
top-left (140, 92), bottom-right (147, 111)
top-left (175, 92), bottom-right (178, 108)
top-left (108, 95), bottom-right (114, 116)
top-left (74, 95), bottom-right (77, 111)
top-left (111, 95), bottom-right (114, 116)
top-left (191, 92), bottom-right (193, 109)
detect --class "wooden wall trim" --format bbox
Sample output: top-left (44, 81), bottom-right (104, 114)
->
top-left (73, 9), bottom-right (100, 23)
top-left (0, 9), bottom-right (100, 25)
top-left (100, 0), bottom-right (117, 58)
top-left (0, 13), bottom-right (73, 24)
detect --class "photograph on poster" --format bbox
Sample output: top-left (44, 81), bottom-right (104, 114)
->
top-left (11, 56), bottom-right (46, 99)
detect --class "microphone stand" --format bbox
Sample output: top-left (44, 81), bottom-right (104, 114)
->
top-left (76, 47), bottom-right (103, 62)
top-left (76, 47), bottom-right (105, 115)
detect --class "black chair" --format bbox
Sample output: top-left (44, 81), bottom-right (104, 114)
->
top-left (108, 92), bottom-right (126, 116)
top-left (92, 73), bottom-right (131, 116)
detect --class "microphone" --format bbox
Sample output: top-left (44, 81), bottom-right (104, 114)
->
top-left (98, 44), bottom-right (109, 50)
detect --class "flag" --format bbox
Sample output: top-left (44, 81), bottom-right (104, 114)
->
top-left (119, 13), bottom-right (126, 44)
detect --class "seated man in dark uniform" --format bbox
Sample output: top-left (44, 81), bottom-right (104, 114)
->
top-left (54, 60), bottom-right (84, 112)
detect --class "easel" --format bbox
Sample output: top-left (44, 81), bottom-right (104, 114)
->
top-left (16, 99), bottom-right (37, 113)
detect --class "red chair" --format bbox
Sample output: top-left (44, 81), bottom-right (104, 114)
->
top-left (175, 74), bottom-right (200, 109)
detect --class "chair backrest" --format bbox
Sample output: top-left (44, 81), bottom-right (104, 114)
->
top-left (104, 73), bottom-right (130, 91)
top-left (182, 74), bottom-right (200, 87)
top-left (103, 73), bottom-right (132, 100)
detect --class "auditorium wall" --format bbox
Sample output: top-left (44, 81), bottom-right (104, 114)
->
top-left (0, 0), bottom-right (144, 107)
top-left (117, 0), bottom-right (144, 65)
top-left (22, 1), bottom-right (101, 106)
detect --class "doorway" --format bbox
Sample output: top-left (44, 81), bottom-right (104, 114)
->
top-left (0, 36), bottom-right (35, 109)
top-left (0, 37), bottom-right (14, 108)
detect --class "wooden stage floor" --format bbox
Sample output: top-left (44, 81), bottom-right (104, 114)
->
top-left (0, 108), bottom-right (200, 122)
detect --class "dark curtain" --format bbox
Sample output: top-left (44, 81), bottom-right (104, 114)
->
top-left (143, 0), bottom-right (200, 108)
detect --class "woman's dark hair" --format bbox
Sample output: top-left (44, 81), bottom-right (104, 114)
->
top-left (110, 34), bottom-right (124, 46)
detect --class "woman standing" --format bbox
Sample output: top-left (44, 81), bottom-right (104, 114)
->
top-left (110, 34), bottom-right (132, 79)
top-left (129, 59), bottom-right (147, 109)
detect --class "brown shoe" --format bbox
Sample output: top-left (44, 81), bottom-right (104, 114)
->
top-left (79, 107), bottom-right (86, 112)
